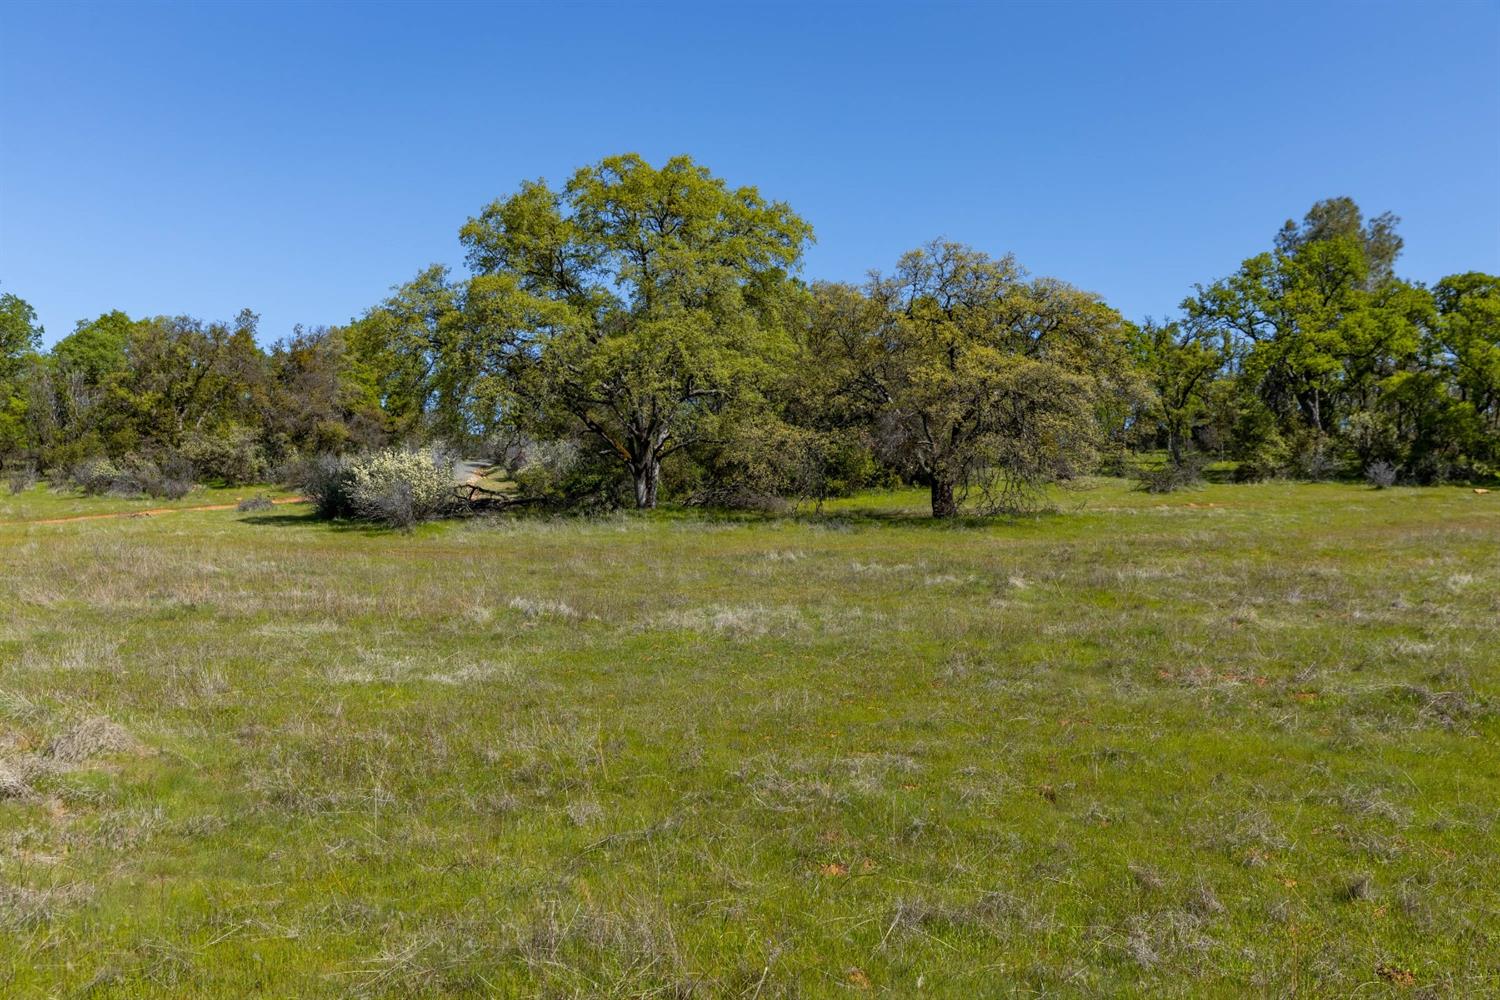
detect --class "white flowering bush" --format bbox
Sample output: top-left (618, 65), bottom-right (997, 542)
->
top-left (346, 448), bottom-right (456, 527)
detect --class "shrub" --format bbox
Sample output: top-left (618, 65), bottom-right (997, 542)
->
top-left (152, 475), bottom-right (194, 500)
top-left (345, 448), bottom-right (457, 528)
top-left (236, 494), bottom-right (275, 512)
top-left (686, 423), bottom-right (880, 513)
top-left (513, 439), bottom-right (625, 513)
top-left (360, 478), bottom-right (423, 528)
top-left (1231, 460), bottom-right (1271, 483)
top-left (1365, 461), bottom-right (1399, 489)
top-left (56, 454), bottom-right (193, 499)
top-left (154, 452), bottom-right (197, 498)
top-left (180, 425), bottom-right (270, 485)
top-left (63, 456), bottom-right (121, 494)
top-left (5, 462), bottom-right (37, 495)
top-left (1288, 432), bottom-right (1342, 481)
top-left (1229, 420), bottom-right (1291, 482)
top-left (1347, 410), bottom-right (1402, 471)
top-left (122, 454), bottom-right (193, 499)
top-left (1134, 454), bottom-right (1205, 494)
top-left (290, 453), bottom-right (358, 519)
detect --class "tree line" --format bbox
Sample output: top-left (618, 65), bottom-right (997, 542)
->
top-left (2, 154), bottom-right (1496, 517)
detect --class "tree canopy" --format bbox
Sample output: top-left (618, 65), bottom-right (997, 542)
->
top-left (2, 163), bottom-right (1495, 509)
top-left (0, 291), bottom-right (44, 457)
top-left (454, 153), bottom-right (813, 507)
top-left (804, 242), bottom-right (1131, 516)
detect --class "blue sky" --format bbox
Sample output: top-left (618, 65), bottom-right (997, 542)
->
top-left (2, 0), bottom-right (1497, 345)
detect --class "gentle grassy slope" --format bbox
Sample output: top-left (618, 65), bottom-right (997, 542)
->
top-left (1, 480), bottom-right (1496, 997)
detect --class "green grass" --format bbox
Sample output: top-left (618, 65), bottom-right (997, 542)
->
top-left (0, 479), bottom-right (1496, 996)
top-left (0, 483), bottom-right (296, 522)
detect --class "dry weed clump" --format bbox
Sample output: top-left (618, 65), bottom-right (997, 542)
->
top-left (0, 761), bottom-right (35, 800)
top-left (655, 603), bottom-right (806, 638)
top-left (506, 596), bottom-right (581, 620)
top-left (1341, 873), bottom-right (1375, 902)
top-left (0, 882), bottom-right (93, 931)
top-left (236, 494), bottom-right (275, 512)
top-left (45, 716), bottom-right (145, 763)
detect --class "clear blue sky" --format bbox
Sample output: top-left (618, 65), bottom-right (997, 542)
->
top-left (2, 1), bottom-right (1497, 345)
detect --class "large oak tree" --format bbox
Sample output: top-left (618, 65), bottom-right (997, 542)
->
top-left (456, 154), bottom-right (811, 508)
top-left (810, 241), bottom-right (1132, 517)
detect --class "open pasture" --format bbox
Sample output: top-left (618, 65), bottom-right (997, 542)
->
top-left (0, 480), bottom-right (1496, 996)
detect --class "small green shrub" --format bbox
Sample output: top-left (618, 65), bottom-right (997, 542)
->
top-left (1288, 432), bottom-right (1342, 481)
top-left (513, 440), bottom-right (625, 513)
top-left (1134, 454), bottom-right (1205, 494)
top-left (180, 425), bottom-right (270, 485)
top-left (685, 423), bottom-right (880, 512)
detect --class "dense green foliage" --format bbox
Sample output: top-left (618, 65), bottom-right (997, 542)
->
top-left (1172, 198), bottom-right (1497, 483)
top-left (804, 242), bottom-right (1139, 515)
top-left (0, 291), bottom-right (44, 459)
top-left (2, 168), bottom-right (1495, 515)
top-left (456, 154), bottom-right (812, 508)
top-left (13, 310), bottom-right (387, 487)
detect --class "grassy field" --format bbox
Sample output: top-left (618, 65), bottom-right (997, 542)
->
top-left (0, 479), bottom-right (1496, 997)
top-left (0, 483), bottom-right (297, 523)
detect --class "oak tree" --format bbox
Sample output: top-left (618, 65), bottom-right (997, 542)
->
top-left (456, 154), bottom-right (811, 508)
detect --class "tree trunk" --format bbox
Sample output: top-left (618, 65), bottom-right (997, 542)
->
top-left (930, 477), bottom-right (957, 518)
top-left (632, 458), bottom-right (660, 509)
